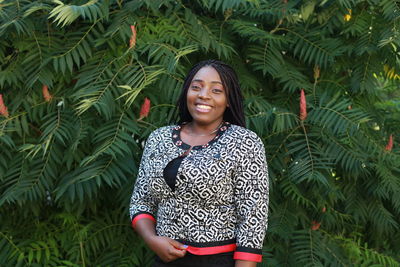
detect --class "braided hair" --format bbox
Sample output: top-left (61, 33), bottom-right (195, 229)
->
top-left (176, 60), bottom-right (246, 127)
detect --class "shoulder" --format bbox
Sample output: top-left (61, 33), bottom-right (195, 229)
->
top-left (146, 125), bottom-right (175, 140)
top-left (228, 124), bottom-right (264, 145)
top-left (225, 124), bottom-right (266, 158)
top-left (142, 125), bottom-right (175, 149)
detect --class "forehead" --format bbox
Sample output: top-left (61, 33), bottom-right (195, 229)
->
top-left (192, 66), bottom-right (221, 82)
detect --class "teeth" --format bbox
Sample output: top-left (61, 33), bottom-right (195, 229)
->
top-left (197, 105), bottom-right (211, 109)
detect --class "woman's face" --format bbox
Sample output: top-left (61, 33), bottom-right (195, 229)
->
top-left (186, 66), bottom-right (228, 126)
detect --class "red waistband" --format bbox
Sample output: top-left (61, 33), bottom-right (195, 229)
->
top-left (186, 243), bottom-right (236, 255)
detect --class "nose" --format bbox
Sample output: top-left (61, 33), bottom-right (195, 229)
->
top-left (198, 87), bottom-right (210, 99)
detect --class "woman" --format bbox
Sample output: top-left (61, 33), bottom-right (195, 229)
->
top-left (130, 60), bottom-right (269, 267)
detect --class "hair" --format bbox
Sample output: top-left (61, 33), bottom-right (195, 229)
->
top-left (176, 59), bottom-right (246, 127)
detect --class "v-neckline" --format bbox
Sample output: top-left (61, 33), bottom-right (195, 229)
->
top-left (171, 121), bottom-right (231, 151)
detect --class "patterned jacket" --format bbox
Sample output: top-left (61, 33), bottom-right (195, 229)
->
top-left (129, 122), bottom-right (269, 262)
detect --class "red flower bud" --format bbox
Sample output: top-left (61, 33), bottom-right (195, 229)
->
top-left (299, 89), bottom-right (307, 121)
top-left (139, 97), bottom-right (151, 120)
top-left (311, 220), bottom-right (321, 231)
top-left (0, 94), bottom-right (9, 117)
top-left (129, 25), bottom-right (137, 48)
top-left (322, 207), bottom-right (326, 213)
top-left (42, 85), bottom-right (52, 102)
top-left (385, 134), bottom-right (394, 152)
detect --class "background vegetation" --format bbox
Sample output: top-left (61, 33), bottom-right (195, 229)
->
top-left (1, 0), bottom-right (399, 266)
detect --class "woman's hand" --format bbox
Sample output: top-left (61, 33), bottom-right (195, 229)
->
top-left (147, 236), bottom-right (188, 262)
top-left (134, 218), bottom-right (187, 262)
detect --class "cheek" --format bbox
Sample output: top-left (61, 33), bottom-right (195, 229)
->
top-left (218, 96), bottom-right (228, 109)
top-left (186, 92), bottom-right (196, 104)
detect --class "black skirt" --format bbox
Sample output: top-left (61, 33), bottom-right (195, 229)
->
top-left (152, 252), bottom-right (235, 267)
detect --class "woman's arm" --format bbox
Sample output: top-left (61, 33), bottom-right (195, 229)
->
top-left (134, 218), bottom-right (187, 262)
top-left (233, 132), bottom-right (269, 264)
top-left (235, 260), bottom-right (257, 267)
top-left (130, 129), bottom-right (187, 262)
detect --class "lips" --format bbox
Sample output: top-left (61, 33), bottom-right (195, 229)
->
top-left (195, 103), bottom-right (212, 113)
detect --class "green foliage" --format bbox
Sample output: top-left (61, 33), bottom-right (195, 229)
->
top-left (1, 0), bottom-right (399, 266)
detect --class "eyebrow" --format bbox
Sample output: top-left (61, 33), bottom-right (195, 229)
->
top-left (191, 79), bottom-right (223, 85)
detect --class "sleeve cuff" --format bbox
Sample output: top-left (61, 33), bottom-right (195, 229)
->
top-left (233, 246), bottom-right (262, 262)
top-left (131, 213), bottom-right (156, 229)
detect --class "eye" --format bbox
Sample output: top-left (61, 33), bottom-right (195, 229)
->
top-left (191, 85), bottom-right (200, 90)
top-left (212, 88), bottom-right (223, 93)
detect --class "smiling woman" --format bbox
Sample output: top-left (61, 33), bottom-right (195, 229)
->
top-left (187, 66), bottom-right (227, 121)
top-left (129, 60), bottom-right (269, 267)
top-left (182, 66), bottom-right (228, 146)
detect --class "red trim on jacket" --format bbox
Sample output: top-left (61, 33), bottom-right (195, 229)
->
top-left (131, 214), bottom-right (156, 228)
top-left (233, 251), bottom-right (262, 262)
top-left (186, 244), bottom-right (237, 255)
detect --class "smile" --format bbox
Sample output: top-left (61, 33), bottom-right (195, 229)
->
top-left (195, 104), bottom-right (212, 112)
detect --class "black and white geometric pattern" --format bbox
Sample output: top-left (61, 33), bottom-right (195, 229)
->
top-left (130, 122), bottom-right (269, 252)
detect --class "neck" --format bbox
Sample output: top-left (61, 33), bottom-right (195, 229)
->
top-left (188, 120), bottom-right (224, 136)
